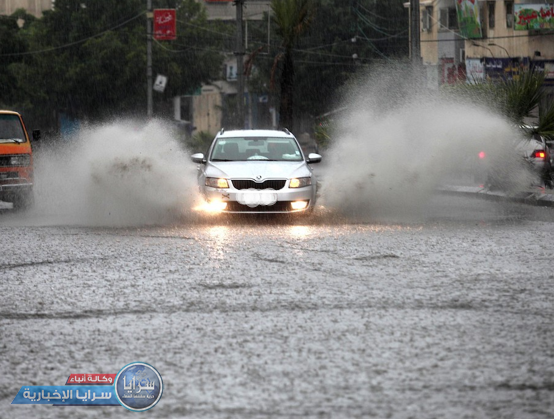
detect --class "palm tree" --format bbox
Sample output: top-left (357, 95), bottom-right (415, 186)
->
top-left (453, 70), bottom-right (554, 139)
top-left (271, 0), bottom-right (314, 130)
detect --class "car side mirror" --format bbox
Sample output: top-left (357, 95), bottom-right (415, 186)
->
top-left (32, 130), bottom-right (41, 141)
top-left (306, 153), bottom-right (322, 164)
top-left (191, 153), bottom-right (206, 164)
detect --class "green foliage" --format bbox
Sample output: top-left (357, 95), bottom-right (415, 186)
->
top-left (1, 0), bottom-right (226, 130)
top-left (447, 70), bottom-right (554, 129)
top-left (270, 0), bottom-right (315, 129)
top-left (502, 70), bottom-right (545, 123)
top-left (187, 130), bottom-right (214, 154)
top-left (313, 120), bottom-right (332, 150)
top-left (271, 0), bottom-right (314, 52)
top-left (538, 103), bottom-right (554, 140)
top-left (0, 12), bottom-right (32, 107)
top-left (247, 0), bottom-right (408, 130)
top-left (2, 0), bottom-right (409, 133)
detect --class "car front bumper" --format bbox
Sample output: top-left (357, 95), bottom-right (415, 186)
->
top-left (202, 186), bottom-right (315, 213)
top-left (0, 181), bottom-right (33, 194)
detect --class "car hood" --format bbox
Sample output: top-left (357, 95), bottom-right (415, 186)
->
top-left (205, 161), bottom-right (311, 180)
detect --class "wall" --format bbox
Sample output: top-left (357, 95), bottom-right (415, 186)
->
top-left (0, 0), bottom-right (52, 17)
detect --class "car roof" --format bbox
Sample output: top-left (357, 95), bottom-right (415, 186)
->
top-left (216, 129), bottom-right (294, 139)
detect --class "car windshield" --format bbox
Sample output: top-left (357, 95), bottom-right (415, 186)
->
top-left (0, 114), bottom-right (26, 142)
top-left (210, 137), bottom-right (303, 162)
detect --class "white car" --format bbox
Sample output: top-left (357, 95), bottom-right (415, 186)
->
top-left (517, 133), bottom-right (553, 186)
top-left (476, 128), bottom-right (553, 189)
top-left (191, 129), bottom-right (322, 213)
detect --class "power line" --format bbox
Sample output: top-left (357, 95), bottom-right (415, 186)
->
top-left (295, 60), bottom-right (370, 67)
top-left (254, 53), bottom-right (371, 67)
top-left (300, 39), bottom-right (352, 51)
top-left (357, 2), bottom-right (401, 22)
top-left (355, 9), bottom-right (399, 37)
top-left (152, 37), bottom-right (224, 54)
top-left (421, 31), bottom-right (554, 43)
top-left (177, 19), bottom-right (234, 39)
top-left (0, 11), bottom-right (146, 57)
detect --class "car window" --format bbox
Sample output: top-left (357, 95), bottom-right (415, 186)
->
top-left (210, 137), bottom-right (302, 161)
top-left (0, 114), bottom-right (27, 142)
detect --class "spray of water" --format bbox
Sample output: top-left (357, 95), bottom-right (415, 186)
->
top-left (30, 119), bottom-right (200, 226)
top-left (319, 64), bottom-right (536, 222)
top-left (2, 66), bottom-right (537, 227)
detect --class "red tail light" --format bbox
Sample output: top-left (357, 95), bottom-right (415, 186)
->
top-left (478, 151), bottom-right (486, 159)
top-left (531, 150), bottom-right (546, 159)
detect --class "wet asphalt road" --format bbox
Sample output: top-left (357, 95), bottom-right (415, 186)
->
top-left (1, 195), bottom-right (554, 418)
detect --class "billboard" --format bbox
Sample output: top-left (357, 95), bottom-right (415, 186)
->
top-left (484, 57), bottom-right (530, 81)
top-left (456, 0), bottom-right (482, 39)
top-left (154, 9), bottom-right (176, 41)
top-left (514, 4), bottom-right (554, 30)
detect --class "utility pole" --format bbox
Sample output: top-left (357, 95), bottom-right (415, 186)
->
top-left (409, 0), bottom-right (421, 65)
top-left (147, 0), bottom-right (153, 118)
top-left (234, 0), bottom-right (245, 129)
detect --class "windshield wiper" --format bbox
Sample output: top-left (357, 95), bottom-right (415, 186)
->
top-left (211, 159), bottom-right (235, 162)
top-left (0, 138), bottom-right (24, 144)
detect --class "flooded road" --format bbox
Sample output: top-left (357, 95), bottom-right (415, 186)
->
top-left (1, 195), bottom-right (553, 418)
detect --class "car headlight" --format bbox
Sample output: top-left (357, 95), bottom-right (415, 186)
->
top-left (205, 177), bottom-right (229, 188)
top-left (289, 177), bottom-right (311, 188)
top-left (9, 155), bottom-right (31, 167)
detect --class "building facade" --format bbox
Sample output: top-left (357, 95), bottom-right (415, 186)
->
top-left (176, 0), bottom-right (274, 136)
top-left (0, 0), bottom-right (52, 17)
top-left (417, 0), bottom-right (554, 90)
top-left (202, 0), bottom-right (270, 21)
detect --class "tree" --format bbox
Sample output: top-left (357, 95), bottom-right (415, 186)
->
top-left (246, 0), bottom-right (408, 131)
top-left (0, 10), bottom-right (35, 108)
top-left (270, 0), bottom-right (314, 129)
top-left (3, 0), bottom-right (226, 130)
top-left (451, 70), bottom-right (554, 139)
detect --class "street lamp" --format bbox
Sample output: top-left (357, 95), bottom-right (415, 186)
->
top-left (488, 43), bottom-right (511, 58)
top-left (471, 42), bottom-right (495, 58)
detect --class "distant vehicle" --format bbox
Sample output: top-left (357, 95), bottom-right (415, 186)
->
top-left (476, 127), bottom-right (553, 189)
top-left (191, 129), bottom-right (322, 214)
top-left (516, 133), bottom-right (552, 187)
top-left (0, 110), bottom-right (40, 209)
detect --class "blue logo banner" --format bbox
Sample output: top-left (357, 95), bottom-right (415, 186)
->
top-left (12, 385), bottom-right (119, 406)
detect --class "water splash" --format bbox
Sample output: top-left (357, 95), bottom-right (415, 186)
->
top-left (30, 119), bottom-right (200, 226)
top-left (319, 64), bottom-right (535, 222)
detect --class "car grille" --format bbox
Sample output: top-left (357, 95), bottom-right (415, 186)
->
top-left (225, 201), bottom-right (299, 212)
top-left (0, 155), bottom-right (30, 167)
top-left (0, 172), bottom-right (19, 180)
top-left (231, 179), bottom-right (286, 190)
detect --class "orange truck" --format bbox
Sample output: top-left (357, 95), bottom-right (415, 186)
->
top-left (0, 110), bottom-right (40, 209)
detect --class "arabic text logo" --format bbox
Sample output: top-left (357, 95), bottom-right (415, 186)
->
top-left (114, 362), bottom-right (163, 412)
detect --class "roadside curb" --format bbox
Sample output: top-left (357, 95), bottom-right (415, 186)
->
top-left (439, 185), bottom-right (554, 207)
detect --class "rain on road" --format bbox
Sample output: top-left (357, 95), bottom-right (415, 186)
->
top-left (1, 195), bottom-right (553, 418)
